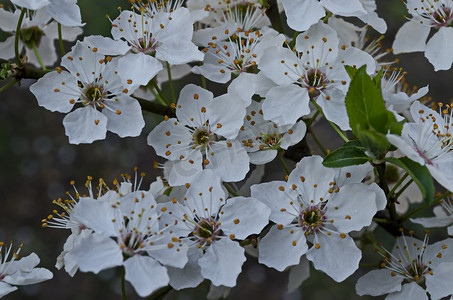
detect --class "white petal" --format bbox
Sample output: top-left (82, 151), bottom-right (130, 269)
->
top-left (176, 84), bottom-right (213, 127)
top-left (317, 88), bottom-right (350, 130)
top-left (82, 35), bottom-right (131, 55)
top-left (287, 257), bottom-right (310, 292)
top-left (147, 240), bottom-right (188, 269)
top-left (0, 9), bottom-right (20, 32)
top-left (165, 156), bottom-right (203, 186)
top-left (10, 0), bottom-right (49, 10)
top-left (117, 53), bottom-right (163, 90)
top-left (207, 141), bottom-right (250, 183)
top-left (103, 95), bottom-right (144, 138)
top-left (249, 150), bottom-right (278, 165)
top-left (208, 93), bottom-right (246, 140)
top-left (320, 0), bottom-right (366, 16)
top-left (124, 255), bottom-right (169, 297)
top-left (199, 238), bottom-right (245, 287)
top-left (411, 216), bottom-right (453, 228)
top-left (259, 47), bottom-right (301, 85)
top-left (46, 0), bottom-right (83, 27)
top-left (393, 21), bottom-right (430, 54)
top-left (306, 233), bottom-right (360, 282)
top-left (337, 46), bottom-right (377, 75)
top-left (279, 121), bottom-right (307, 149)
top-left (156, 38), bottom-right (204, 64)
top-left (219, 196), bottom-right (270, 240)
top-left (3, 268), bottom-right (53, 285)
top-left (73, 198), bottom-right (117, 236)
top-left (283, 0), bottom-right (325, 31)
top-left (355, 269), bottom-right (403, 296)
top-left (425, 27), bottom-right (453, 71)
top-left (167, 248), bottom-right (203, 290)
top-left (357, 11), bottom-right (387, 34)
top-left (63, 107), bottom-right (107, 144)
top-left (326, 183), bottom-right (377, 233)
top-left (251, 181), bottom-right (299, 225)
top-left (386, 282), bottom-right (428, 300)
top-left (258, 226), bottom-right (308, 271)
top-left (3, 253), bottom-right (40, 274)
top-left (0, 282), bottom-right (17, 298)
top-left (262, 85), bottom-right (310, 127)
top-left (295, 21), bottom-right (339, 65)
top-left (426, 262), bottom-right (453, 300)
top-left (30, 70), bottom-right (79, 113)
top-left (66, 232), bottom-right (123, 274)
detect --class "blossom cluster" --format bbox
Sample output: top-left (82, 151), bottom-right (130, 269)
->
top-left (1, 0), bottom-right (453, 299)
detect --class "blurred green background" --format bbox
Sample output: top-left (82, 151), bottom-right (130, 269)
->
top-left (0, 0), bottom-right (450, 299)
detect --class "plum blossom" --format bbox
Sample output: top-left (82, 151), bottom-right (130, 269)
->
top-left (237, 100), bottom-right (306, 164)
top-left (356, 234), bottom-right (453, 300)
top-left (55, 174), bottom-right (188, 297)
top-left (147, 84), bottom-right (249, 186)
top-left (0, 242), bottom-right (53, 298)
top-left (393, 0), bottom-right (453, 71)
top-left (387, 101), bottom-right (453, 192)
top-left (30, 41), bottom-right (146, 144)
top-left (193, 28), bottom-right (284, 84)
top-left (251, 155), bottom-right (385, 282)
top-left (258, 21), bottom-right (376, 130)
top-left (157, 170), bottom-right (271, 288)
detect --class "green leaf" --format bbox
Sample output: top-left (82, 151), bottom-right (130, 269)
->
top-left (357, 127), bottom-right (390, 160)
top-left (343, 139), bottom-right (365, 149)
top-left (344, 65), bottom-right (358, 79)
top-left (345, 65), bottom-right (388, 135)
top-left (385, 157), bottom-right (435, 205)
top-left (323, 146), bottom-right (371, 168)
top-left (372, 68), bottom-right (383, 91)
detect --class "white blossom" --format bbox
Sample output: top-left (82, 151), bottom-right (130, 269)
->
top-left (251, 155), bottom-right (385, 282)
top-left (356, 235), bottom-right (453, 300)
top-left (0, 242), bottom-right (53, 298)
top-left (147, 84), bottom-right (249, 186)
top-left (30, 41), bottom-right (145, 144)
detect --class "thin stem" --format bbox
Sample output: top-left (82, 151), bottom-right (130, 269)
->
top-left (166, 62), bottom-right (175, 102)
top-left (201, 74), bottom-right (207, 89)
top-left (32, 43), bottom-right (46, 70)
top-left (310, 99), bottom-right (349, 142)
top-left (15, 8), bottom-right (27, 67)
top-left (393, 178), bottom-right (413, 201)
top-left (150, 80), bottom-right (170, 106)
top-left (0, 78), bottom-right (18, 93)
top-left (132, 95), bottom-right (175, 117)
top-left (372, 217), bottom-right (390, 224)
top-left (57, 23), bottom-right (66, 56)
top-left (278, 153), bottom-right (291, 175)
top-left (149, 87), bottom-right (168, 106)
top-left (387, 173), bottom-right (409, 200)
top-left (121, 266), bottom-right (127, 300)
top-left (289, 31), bottom-right (300, 49)
top-left (322, 11), bottom-right (333, 23)
top-left (224, 184), bottom-right (239, 197)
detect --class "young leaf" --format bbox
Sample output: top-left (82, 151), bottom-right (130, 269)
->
top-left (385, 157), bottom-right (435, 205)
top-left (345, 65), bottom-right (388, 135)
top-left (323, 146), bottom-right (371, 168)
top-left (357, 127), bottom-right (390, 160)
top-left (345, 65), bottom-right (358, 79)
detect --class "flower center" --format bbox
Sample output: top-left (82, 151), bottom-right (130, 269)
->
top-left (193, 128), bottom-right (212, 147)
top-left (298, 205), bottom-right (326, 234)
top-left (302, 69), bottom-right (327, 98)
top-left (431, 5), bottom-right (453, 27)
top-left (120, 232), bottom-right (144, 256)
top-left (133, 37), bottom-right (157, 55)
top-left (82, 84), bottom-right (106, 106)
top-left (260, 132), bottom-right (283, 149)
top-left (193, 217), bottom-right (222, 245)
